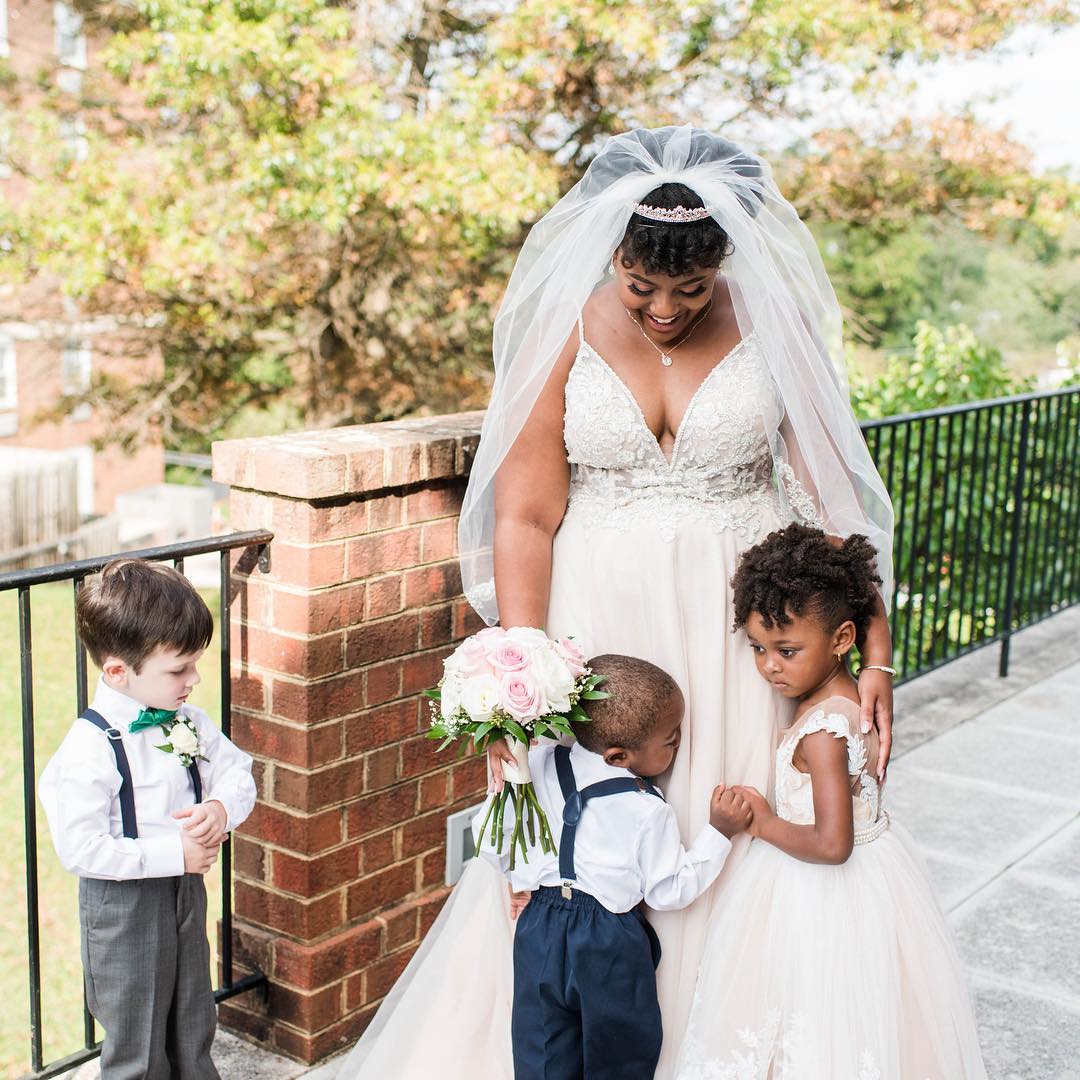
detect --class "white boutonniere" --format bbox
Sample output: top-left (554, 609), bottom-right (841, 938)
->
top-left (155, 715), bottom-right (207, 768)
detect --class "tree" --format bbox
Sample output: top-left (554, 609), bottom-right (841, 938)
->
top-left (1, 0), bottom-right (1077, 450)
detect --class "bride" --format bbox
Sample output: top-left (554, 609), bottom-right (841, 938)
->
top-left (335, 125), bottom-right (895, 1078)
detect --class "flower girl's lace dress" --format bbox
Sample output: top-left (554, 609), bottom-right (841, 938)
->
top-left (673, 696), bottom-right (988, 1080)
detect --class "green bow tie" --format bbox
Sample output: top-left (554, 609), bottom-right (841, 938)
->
top-left (130, 706), bottom-right (178, 733)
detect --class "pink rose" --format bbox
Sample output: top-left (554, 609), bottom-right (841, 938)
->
top-left (490, 641), bottom-right (530, 675)
top-left (500, 671), bottom-right (545, 722)
top-left (474, 627), bottom-right (506, 643)
top-left (450, 635), bottom-right (493, 677)
top-left (554, 636), bottom-right (587, 678)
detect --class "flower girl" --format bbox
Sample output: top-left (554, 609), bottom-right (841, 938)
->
top-left (674, 523), bottom-right (987, 1080)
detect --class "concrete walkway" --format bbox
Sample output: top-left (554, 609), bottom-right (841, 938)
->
top-left (73, 610), bottom-right (1080, 1079)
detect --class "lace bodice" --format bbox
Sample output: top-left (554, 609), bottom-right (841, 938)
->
top-left (561, 332), bottom-right (821, 541)
top-left (775, 697), bottom-right (886, 842)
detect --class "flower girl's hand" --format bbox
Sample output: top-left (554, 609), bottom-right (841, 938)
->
top-left (486, 738), bottom-right (518, 794)
top-left (731, 786), bottom-right (773, 838)
top-left (709, 785), bottom-right (753, 838)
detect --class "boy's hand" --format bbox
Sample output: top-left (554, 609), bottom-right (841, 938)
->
top-left (731, 785), bottom-right (773, 838)
top-left (709, 784), bottom-right (753, 838)
top-left (174, 800), bottom-right (228, 847)
top-left (181, 829), bottom-right (220, 875)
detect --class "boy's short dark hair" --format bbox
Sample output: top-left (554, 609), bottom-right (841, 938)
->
top-left (76, 559), bottom-right (214, 671)
top-left (571, 654), bottom-right (682, 754)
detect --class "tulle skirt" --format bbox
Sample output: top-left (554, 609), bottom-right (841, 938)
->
top-left (673, 820), bottom-right (988, 1080)
top-left (335, 503), bottom-right (791, 1078)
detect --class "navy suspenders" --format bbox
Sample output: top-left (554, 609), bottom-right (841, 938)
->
top-left (81, 709), bottom-right (202, 840)
top-left (553, 744), bottom-right (663, 898)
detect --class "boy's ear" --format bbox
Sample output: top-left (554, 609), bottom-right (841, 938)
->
top-left (101, 656), bottom-right (129, 684)
top-left (603, 747), bottom-right (629, 767)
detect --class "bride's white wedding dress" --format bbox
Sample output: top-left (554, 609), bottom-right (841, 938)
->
top-left (337, 325), bottom-right (817, 1078)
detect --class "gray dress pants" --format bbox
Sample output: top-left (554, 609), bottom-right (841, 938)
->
top-left (80, 874), bottom-right (220, 1079)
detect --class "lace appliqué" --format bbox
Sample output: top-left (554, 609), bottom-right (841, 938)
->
top-left (565, 464), bottom-right (778, 543)
top-left (562, 336), bottom-right (786, 543)
top-left (677, 1009), bottom-right (885, 1080)
top-left (778, 462), bottom-right (823, 527)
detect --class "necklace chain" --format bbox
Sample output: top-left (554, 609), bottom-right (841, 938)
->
top-left (624, 298), bottom-right (713, 367)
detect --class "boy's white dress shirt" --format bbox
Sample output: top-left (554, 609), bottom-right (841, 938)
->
top-left (38, 676), bottom-right (256, 880)
top-left (474, 741), bottom-right (731, 913)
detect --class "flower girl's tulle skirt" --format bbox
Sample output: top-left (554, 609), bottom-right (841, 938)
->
top-left (673, 819), bottom-right (988, 1080)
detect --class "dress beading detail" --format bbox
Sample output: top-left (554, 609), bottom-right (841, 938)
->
top-left (562, 334), bottom-right (801, 543)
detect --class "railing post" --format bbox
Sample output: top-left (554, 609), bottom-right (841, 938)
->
top-left (999, 400), bottom-right (1032, 677)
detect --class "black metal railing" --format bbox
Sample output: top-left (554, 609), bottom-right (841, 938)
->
top-left (1, 530), bottom-right (272, 1079)
top-left (862, 385), bottom-right (1080, 683)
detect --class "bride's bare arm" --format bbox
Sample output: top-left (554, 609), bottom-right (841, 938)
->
top-left (486, 331), bottom-right (577, 783)
top-left (493, 330), bottom-right (578, 627)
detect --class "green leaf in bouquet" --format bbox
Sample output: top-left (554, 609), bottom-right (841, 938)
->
top-left (503, 719), bottom-right (529, 745)
top-left (472, 721), bottom-right (495, 744)
top-left (435, 735), bottom-right (455, 753)
top-left (423, 689), bottom-right (442, 701)
top-left (580, 691), bottom-right (607, 700)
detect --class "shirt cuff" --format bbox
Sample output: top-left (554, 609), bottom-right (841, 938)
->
top-left (691, 823), bottom-right (733, 866)
top-left (138, 834), bottom-right (185, 878)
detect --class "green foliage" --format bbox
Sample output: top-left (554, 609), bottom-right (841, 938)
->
top-left (852, 322), bottom-right (1034, 420)
top-left (1, 0), bottom-right (1077, 449)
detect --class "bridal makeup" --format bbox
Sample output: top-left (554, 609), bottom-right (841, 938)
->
top-left (611, 255), bottom-right (717, 343)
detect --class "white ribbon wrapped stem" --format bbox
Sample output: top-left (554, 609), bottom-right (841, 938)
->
top-left (501, 736), bottom-right (532, 786)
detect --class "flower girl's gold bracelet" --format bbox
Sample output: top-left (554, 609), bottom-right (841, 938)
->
top-left (858, 664), bottom-right (897, 677)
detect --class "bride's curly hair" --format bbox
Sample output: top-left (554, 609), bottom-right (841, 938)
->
top-left (731, 523), bottom-right (882, 637)
top-left (616, 182), bottom-right (734, 277)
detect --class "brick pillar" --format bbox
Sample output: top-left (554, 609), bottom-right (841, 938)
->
top-left (211, 412), bottom-right (488, 1062)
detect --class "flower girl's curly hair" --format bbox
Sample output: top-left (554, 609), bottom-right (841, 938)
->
top-left (572, 654), bottom-right (682, 753)
top-left (731, 524), bottom-right (882, 638)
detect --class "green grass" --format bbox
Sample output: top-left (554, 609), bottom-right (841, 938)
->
top-left (0, 584), bottom-right (224, 1078)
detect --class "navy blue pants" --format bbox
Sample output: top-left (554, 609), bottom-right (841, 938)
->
top-left (512, 886), bottom-right (663, 1080)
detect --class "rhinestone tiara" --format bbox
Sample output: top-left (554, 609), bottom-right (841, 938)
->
top-left (632, 203), bottom-right (715, 223)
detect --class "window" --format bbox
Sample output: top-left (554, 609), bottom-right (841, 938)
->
top-left (62, 340), bottom-right (92, 420)
top-left (59, 117), bottom-right (88, 163)
top-left (54, 3), bottom-right (86, 70)
top-left (0, 334), bottom-right (16, 412)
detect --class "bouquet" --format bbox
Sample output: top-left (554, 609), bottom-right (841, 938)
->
top-left (426, 626), bottom-right (607, 869)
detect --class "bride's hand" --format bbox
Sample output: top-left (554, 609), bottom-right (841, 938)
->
top-left (486, 737), bottom-right (518, 794)
top-left (857, 669), bottom-right (893, 782)
top-left (508, 887), bottom-right (531, 921)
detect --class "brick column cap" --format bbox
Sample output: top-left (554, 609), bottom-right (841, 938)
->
top-left (212, 411), bottom-right (485, 500)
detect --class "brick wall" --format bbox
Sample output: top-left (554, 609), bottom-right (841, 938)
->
top-left (212, 412), bottom-right (488, 1061)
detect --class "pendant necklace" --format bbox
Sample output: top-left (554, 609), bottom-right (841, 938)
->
top-left (624, 298), bottom-right (713, 367)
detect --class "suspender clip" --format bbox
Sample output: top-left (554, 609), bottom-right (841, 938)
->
top-left (561, 882), bottom-right (573, 900)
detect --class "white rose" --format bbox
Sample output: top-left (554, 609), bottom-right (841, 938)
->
top-left (169, 721), bottom-right (200, 756)
top-left (528, 644), bottom-right (575, 714)
top-left (504, 626), bottom-right (550, 650)
top-left (439, 673), bottom-right (465, 719)
top-left (461, 674), bottom-right (503, 723)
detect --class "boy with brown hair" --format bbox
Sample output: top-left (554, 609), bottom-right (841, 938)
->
top-left (39, 559), bottom-right (256, 1078)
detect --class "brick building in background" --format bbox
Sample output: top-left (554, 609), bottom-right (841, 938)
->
top-left (0, 0), bottom-right (162, 534)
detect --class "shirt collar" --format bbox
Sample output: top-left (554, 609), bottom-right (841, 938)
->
top-left (89, 675), bottom-right (149, 729)
top-left (569, 740), bottom-right (636, 786)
